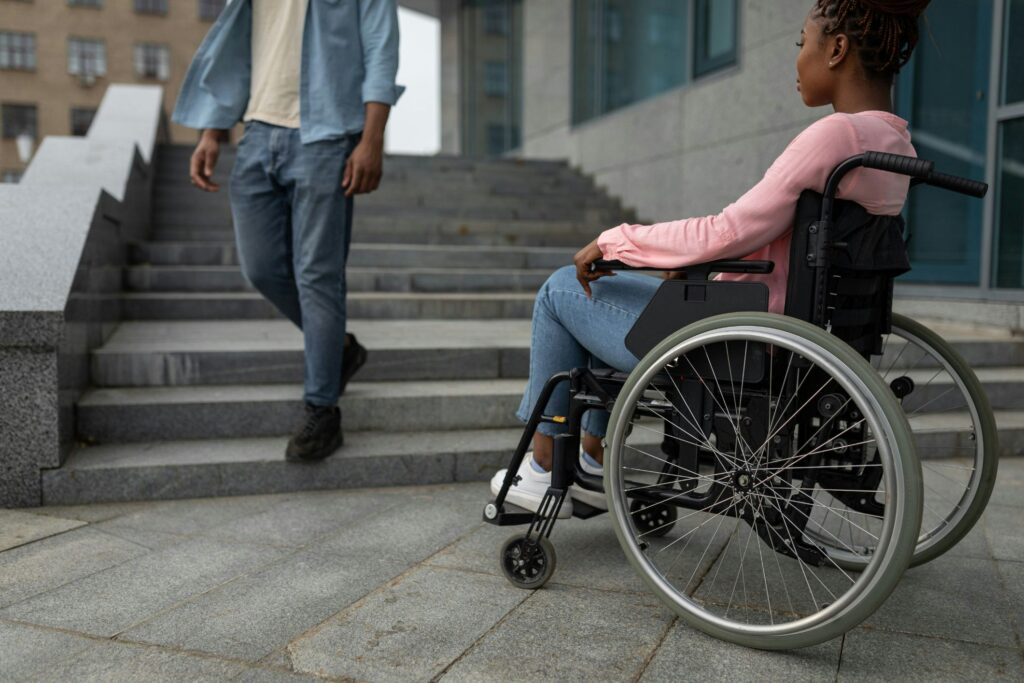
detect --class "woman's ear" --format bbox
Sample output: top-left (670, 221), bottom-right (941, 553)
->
top-left (829, 34), bottom-right (850, 68)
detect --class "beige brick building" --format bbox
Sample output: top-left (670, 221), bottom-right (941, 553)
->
top-left (0, 0), bottom-right (227, 181)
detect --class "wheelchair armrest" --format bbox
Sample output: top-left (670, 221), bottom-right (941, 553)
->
top-left (593, 259), bottom-right (774, 280)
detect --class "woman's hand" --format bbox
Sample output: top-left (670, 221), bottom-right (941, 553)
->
top-left (574, 238), bottom-right (614, 298)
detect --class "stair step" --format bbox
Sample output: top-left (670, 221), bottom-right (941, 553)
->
top-left (44, 428), bottom-right (523, 505)
top-left (124, 265), bottom-right (554, 293)
top-left (47, 410), bottom-right (1024, 505)
top-left (129, 241), bottom-right (575, 268)
top-left (120, 291), bottom-right (535, 320)
top-left (76, 379), bottom-right (527, 443)
top-left (91, 319), bottom-right (531, 386)
top-left (148, 219), bottom-right (597, 248)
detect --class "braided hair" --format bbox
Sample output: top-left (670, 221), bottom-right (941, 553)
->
top-left (813, 0), bottom-right (931, 77)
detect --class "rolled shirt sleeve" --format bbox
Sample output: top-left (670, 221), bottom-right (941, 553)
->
top-left (358, 0), bottom-right (404, 105)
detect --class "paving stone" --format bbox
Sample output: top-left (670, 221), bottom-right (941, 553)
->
top-left (194, 489), bottom-right (400, 549)
top-left (838, 628), bottom-right (1024, 682)
top-left (33, 500), bottom-right (154, 524)
top-left (864, 553), bottom-right (1017, 647)
top-left (639, 616), bottom-right (841, 682)
top-left (0, 619), bottom-right (96, 681)
top-left (310, 484), bottom-right (486, 562)
top-left (288, 565), bottom-right (525, 682)
top-left (91, 523), bottom-right (191, 550)
top-left (984, 504), bottom-right (1024, 562)
top-left (988, 458), bottom-right (1024, 508)
top-left (33, 637), bottom-right (280, 683)
top-left (0, 537), bottom-right (291, 637)
top-left (440, 584), bottom-right (673, 682)
top-left (0, 509), bottom-right (85, 552)
top-left (0, 527), bottom-right (147, 609)
top-left (994, 560), bottom-right (1024, 649)
top-left (120, 547), bottom-right (406, 662)
top-left (91, 492), bottom-right (293, 538)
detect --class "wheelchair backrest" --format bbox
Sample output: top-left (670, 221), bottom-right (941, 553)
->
top-left (784, 190), bottom-right (911, 358)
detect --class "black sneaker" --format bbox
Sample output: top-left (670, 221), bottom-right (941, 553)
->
top-left (285, 402), bottom-right (343, 462)
top-left (340, 333), bottom-right (368, 396)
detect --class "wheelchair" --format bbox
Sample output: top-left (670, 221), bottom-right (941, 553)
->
top-left (484, 152), bottom-right (998, 650)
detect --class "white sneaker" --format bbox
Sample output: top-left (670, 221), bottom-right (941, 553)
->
top-left (570, 451), bottom-right (607, 510)
top-left (490, 453), bottom-right (573, 519)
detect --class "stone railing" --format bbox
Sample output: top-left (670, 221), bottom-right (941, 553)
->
top-left (0, 85), bottom-right (165, 506)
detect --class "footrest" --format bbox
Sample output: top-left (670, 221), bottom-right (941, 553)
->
top-left (483, 499), bottom-right (536, 526)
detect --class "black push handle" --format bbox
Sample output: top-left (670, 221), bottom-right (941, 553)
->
top-left (925, 170), bottom-right (988, 198)
top-left (593, 259), bottom-right (774, 275)
top-left (861, 151), bottom-right (934, 179)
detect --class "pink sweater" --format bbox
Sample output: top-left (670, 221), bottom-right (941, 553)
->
top-left (597, 111), bottom-right (916, 314)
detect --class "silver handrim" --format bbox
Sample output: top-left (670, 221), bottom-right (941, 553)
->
top-left (607, 326), bottom-right (908, 638)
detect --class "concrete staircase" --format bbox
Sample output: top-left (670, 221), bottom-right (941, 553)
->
top-left (42, 147), bottom-right (1024, 504)
top-left (42, 146), bottom-right (636, 504)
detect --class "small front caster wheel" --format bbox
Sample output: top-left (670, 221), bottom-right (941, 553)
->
top-left (629, 499), bottom-right (677, 538)
top-left (499, 534), bottom-right (557, 589)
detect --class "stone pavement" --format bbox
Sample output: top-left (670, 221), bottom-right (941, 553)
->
top-left (2, 461), bottom-right (1023, 682)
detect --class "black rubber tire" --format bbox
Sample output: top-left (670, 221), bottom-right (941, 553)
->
top-left (499, 534), bottom-right (557, 590)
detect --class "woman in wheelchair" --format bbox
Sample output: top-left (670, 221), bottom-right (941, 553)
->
top-left (486, 0), bottom-right (998, 650)
top-left (492, 0), bottom-right (922, 517)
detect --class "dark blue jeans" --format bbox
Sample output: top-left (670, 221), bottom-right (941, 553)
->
top-left (229, 120), bottom-right (357, 406)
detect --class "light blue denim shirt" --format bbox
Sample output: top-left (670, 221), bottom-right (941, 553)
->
top-left (172, 0), bottom-right (404, 143)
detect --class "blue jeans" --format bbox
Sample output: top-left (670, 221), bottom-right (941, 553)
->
top-left (515, 265), bottom-right (662, 438)
top-left (229, 121), bottom-right (357, 406)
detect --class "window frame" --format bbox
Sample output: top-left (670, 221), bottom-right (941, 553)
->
top-left (70, 106), bottom-right (97, 136)
top-left (133, 0), bottom-right (168, 15)
top-left (571, 0), bottom-right (739, 127)
top-left (693, 0), bottom-right (739, 78)
top-left (133, 42), bottom-right (171, 81)
top-left (67, 37), bottom-right (107, 78)
top-left (2, 103), bottom-right (38, 140)
top-left (198, 0), bottom-right (225, 21)
top-left (0, 31), bottom-right (37, 71)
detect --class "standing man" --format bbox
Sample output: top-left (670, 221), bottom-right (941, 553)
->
top-left (172, 0), bottom-right (402, 462)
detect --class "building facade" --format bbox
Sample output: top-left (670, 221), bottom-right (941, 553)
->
top-left (0, 0), bottom-right (228, 181)
top-left (442, 0), bottom-right (1024, 313)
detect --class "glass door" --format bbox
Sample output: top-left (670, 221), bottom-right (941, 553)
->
top-left (896, 0), bottom-right (993, 285)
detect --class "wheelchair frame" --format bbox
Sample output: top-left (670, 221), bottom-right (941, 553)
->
top-left (483, 151), bottom-right (992, 648)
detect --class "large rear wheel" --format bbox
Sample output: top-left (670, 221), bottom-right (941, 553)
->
top-left (605, 313), bottom-right (922, 650)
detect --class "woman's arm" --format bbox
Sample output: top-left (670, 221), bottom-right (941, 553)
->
top-left (596, 115), bottom-right (860, 269)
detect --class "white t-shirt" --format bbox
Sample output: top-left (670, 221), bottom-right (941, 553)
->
top-left (243, 0), bottom-right (309, 128)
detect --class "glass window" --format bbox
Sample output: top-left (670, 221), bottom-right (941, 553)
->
top-left (198, 0), bottom-right (225, 21)
top-left (134, 43), bottom-right (170, 81)
top-left (2, 103), bottom-right (38, 139)
top-left (896, 0), bottom-right (992, 285)
top-left (694, 0), bottom-right (738, 77)
top-left (134, 0), bottom-right (167, 14)
top-left (460, 0), bottom-right (522, 158)
top-left (2, 170), bottom-right (23, 184)
top-left (483, 61), bottom-right (508, 97)
top-left (70, 107), bottom-right (96, 136)
top-left (68, 38), bottom-right (107, 78)
top-left (483, 4), bottom-right (509, 35)
top-left (0, 32), bottom-right (36, 71)
top-left (68, 0), bottom-right (102, 7)
top-left (573, 1), bottom-right (736, 125)
top-left (993, 118), bottom-right (1024, 288)
top-left (1003, 0), bottom-right (1024, 104)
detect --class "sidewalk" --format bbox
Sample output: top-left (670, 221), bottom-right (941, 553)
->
top-left (1, 460), bottom-right (1022, 682)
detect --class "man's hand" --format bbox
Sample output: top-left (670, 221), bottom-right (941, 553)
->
top-left (342, 137), bottom-right (384, 197)
top-left (574, 238), bottom-right (615, 298)
top-left (190, 129), bottom-right (227, 192)
top-left (343, 102), bottom-right (390, 197)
